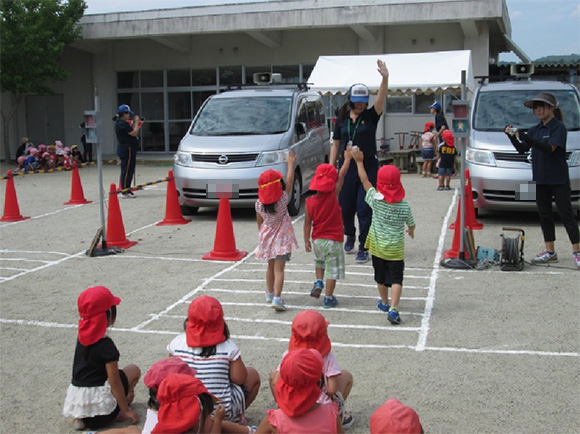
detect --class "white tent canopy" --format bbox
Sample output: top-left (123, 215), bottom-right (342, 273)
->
top-left (307, 50), bottom-right (474, 96)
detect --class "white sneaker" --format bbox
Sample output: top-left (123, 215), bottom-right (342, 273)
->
top-left (531, 251), bottom-right (557, 263)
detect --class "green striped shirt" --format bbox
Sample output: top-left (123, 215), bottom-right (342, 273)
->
top-left (364, 187), bottom-right (415, 261)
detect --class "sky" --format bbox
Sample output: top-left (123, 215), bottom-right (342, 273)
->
top-left (83, 0), bottom-right (580, 62)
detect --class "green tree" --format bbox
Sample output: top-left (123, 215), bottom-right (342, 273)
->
top-left (1, 0), bottom-right (87, 160)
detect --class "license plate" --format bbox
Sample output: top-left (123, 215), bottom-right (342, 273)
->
top-left (207, 182), bottom-right (239, 199)
top-left (515, 181), bottom-right (535, 201)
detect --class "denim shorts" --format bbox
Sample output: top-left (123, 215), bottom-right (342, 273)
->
top-left (438, 167), bottom-right (453, 176)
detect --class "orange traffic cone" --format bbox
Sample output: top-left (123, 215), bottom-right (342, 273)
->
top-left (449, 169), bottom-right (483, 230)
top-left (64, 163), bottom-right (92, 205)
top-left (1, 171), bottom-right (29, 222)
top-left (105, 183), bottom-right (138, 249)
top-left (203, 197), bottom-right (247, 261)
top-left (157, 170), bottom-right (191, 226)
top-left (442, 226), bottom-right (472, 259)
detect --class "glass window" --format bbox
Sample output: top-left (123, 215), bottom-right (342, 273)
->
top-left (386, 96), bottom-right (412, 113)
top-left (167, 70), bottom-right (191, 87)
top-left (302, 64), bottom-right (314, 82)
top-left (219, 66), bottom-right (243, 86)
top-left (140, 71), bottom-right (163, 88)
top-left (444, 90), bottom-right (461, 114)
top-left (141, 92), bottom-right (164, 120)
top-left (117, 93), bottom-right (140, 113)
top-left (192, 68), bottom-right (216, 86)
top-left (168, 121), bottom-right (190, 152)
top-left (273, 65), bottom-right (299, 83)
top-left (245, 66), bottom-right (271, 85)
top-left (193, 91), bottom-right (215, 117)
top-left (141, 122), bottom-right (165, 152)
top-left (117, 72), bottom-right (139, 89)
top-left (168, 92), bottom-right (192, 120)
top-left (415, 93), bottom-right (438, 114)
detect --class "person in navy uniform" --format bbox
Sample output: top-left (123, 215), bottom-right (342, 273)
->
top-left (114, 104), bottom-right (141, 198)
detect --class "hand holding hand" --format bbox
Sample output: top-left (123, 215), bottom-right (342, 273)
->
top-left (377, 59), bottom-right (389, 79)
top-left (344, 145), bottom-right (353, 161)
top-left (351, 146), bottom-right (364, 162)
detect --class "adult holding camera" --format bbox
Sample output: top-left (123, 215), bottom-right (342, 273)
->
top-left (329, 59), bottom-right (389, 263)
top-left (115, 104), bottom-right (141, 198)
top-left (505, 92), bottom-right (580, 268)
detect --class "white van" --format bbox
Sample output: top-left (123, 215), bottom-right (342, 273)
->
top-left (173, 82), bottom-right (330, 216)
top-left (465, 79), bottom-right (580, 217)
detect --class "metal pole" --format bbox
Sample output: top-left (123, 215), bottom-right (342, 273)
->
top-left (458, 70), bottom-right (467, 259)
top-left (94, 90), bottom-right (108, 247)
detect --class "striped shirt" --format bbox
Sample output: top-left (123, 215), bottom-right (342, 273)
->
top-left (364, 187), bottom-right (415, 261)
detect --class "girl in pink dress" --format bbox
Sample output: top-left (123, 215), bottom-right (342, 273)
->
top-left (255, 151), bottom-right (299, 312)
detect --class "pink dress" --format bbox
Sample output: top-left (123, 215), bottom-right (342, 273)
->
top-left (267, 403), bottom-right (339, 434)
top-left (255, 192), bottom-right (299, 260)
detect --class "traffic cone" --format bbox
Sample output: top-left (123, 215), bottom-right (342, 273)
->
top-left (0, 171), bottom-right (29, 222)
top-left (442, 226), bottom-right (472, 259)
top-left (203, 197), bottom-right (247, 261)
top-left (64, 163), bottom-right (92, 205)
top-left (105, 183), bottom-right (138, 249)
top-left (449, 169), bottom-right (483, 230)
top-left (157, 170), bottom-right (191, 226)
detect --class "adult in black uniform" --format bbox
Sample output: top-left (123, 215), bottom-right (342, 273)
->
top-left (330, 59), bottom-right (389, 263)
top-left (428, 101), bottom-right (449, 143)
top-left (505, 92), bottom-right (580, 268)
top-left (115, 104), bottom-right (141, 198)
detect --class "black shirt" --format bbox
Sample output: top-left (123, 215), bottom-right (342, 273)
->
top-left (524, 117), bottom-right (569, 185)
top-left (334, 107), bottom-right (381, 164)
top-left (115, 119), bottom-right (139, 147)
top-left (71, 337), bottom-right (120, 387)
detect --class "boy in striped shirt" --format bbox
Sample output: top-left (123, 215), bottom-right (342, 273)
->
top-left (351, 147), bottom-right (415, 324)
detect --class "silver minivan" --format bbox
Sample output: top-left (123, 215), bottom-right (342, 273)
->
top-left (173, 84), bottom-right (330, 216)
top-left (465, 80), bottom-right (580, 217)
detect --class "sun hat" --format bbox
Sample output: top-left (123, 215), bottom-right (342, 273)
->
top-left (275, 348), bottom-right (324, 418)
top-left (17, 156), bottom-right (26, 165)
top-left (349, 83), bottom-right (370, 104)
top-left (117, 104), bottom-right (134, 115)
top-left (424, 121), bottom-right (435, 132)
top-left (524, 92), bottom-right (558, 109)
top-left (309, 164), bottom-right (338, 193)
top-left (258, 169), bottom-right (284, 204)
top-left (77, 286), bottom-right (121, 346)
top-left (55, 140), bottom-right (63, 149)
top-left (376, 165), bottom-right (405, 203)
top-left (152, 373), bottom-right (211, 434)
top-left (370, 398), bottom-right (423, 434)
top-left (42, 152), bottom-right (50, 158)
top-left (144, 357), bottom-right (197, 391)
top-left (186, 295), bottom-right (226, 348)
top-left (288, 310), bottom-right (331, 356)
top-left (428, 101), bottom-right (442, 110)
top-left (442, 129), bottom-right (455, 147)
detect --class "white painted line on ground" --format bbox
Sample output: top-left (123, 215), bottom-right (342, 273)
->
top-left (0, 203), bottom-right (87, 228)
top-left (0, 258), bottom-right (53, 264)
top-left (0, 251), bottom-right (87, 283)
top-left (0, 267), bottom-right (30, 271)
top-left (424, 345), bottom-right (580, 358)
top-left (0, 249), bottom-right (70, 256)
top-left (211, 278), bottom-right (429, 291)
top-left (205, 288), bottom-right (428, 301)
top-left (416, 189), bottom-right (458, 351)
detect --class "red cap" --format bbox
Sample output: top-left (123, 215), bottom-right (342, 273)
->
top-left (288, 310), bottom-right (331, 356)
top-left (143, 357), bottom-right (197, 391)
top-left (152, 374), bottom-right (210, 434)
top-left (309, 164), bottom-right (338, 193)
top-left (424, 122), bottom-right (435, 132)
top-left (442, 130), bottom-right (455, 147)
top-left (186, 295), bottom-right (226, 348)
top-left (376, 165), bottom-right (405, 203)
top-left (275, 349), bottom-right (324, 417)
top-left (77, 286), bottom-right (121, 346)
top-left (370, 398), bottom-right (423, 434)
top-left (258, 170), bottom-right (283, 204)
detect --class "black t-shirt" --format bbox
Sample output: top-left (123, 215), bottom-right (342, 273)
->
top-left (115, 119), bottom-right (138, 147)
top-left (71, 337), bottom-right (120, 387)
top-left (438, 143), bottom-right (456, 169)
top-left (333, 107), bottom-right (381, 163)
top-left (435, 112), bottom-right (449, 138)
top-left (525, 117), bottom-right (569, 185)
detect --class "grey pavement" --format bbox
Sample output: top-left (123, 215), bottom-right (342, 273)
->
top-left (0, 161), bottom-right (578, 434)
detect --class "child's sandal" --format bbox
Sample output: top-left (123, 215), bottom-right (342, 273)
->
top-left (73, 418), bottom-right (85, 431)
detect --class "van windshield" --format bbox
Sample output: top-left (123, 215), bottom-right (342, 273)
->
top-left (473, 89), bottom-right (580, 132)
top-left (190, 96), bottom-right (292, 136)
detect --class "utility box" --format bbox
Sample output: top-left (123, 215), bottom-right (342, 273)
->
top-left (451, 100), bottom-right (470, 138)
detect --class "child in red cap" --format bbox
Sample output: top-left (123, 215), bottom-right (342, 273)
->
top-left (167, 295), bottom-right (261, 424)
top-left (304, 148), bottom-right (352, 308)
top-left (269, 310), bottom-right (354, 430)
top-left (257, 349), bottom-right (344, 434)
top-left (437, 130), bottom-right (456, 191)
top-left (369, 398), bottom-right (423, 434)
top-left (420, 122), bottom-right (436, 177)
top-left (62, 286), bottom-right (141, 431)
top-left (256, 150), bottom-right (299, 312)
top-left (351, 148), bottom-right (415, 325)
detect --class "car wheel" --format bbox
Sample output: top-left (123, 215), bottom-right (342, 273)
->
top-left (180, 205), bottom-right (199, 216)
top-left (287, 175), bottom-right (302, 216)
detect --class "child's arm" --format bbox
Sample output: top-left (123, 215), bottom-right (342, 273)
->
top-left (335, 146), bottom-right (352, 195)
top-left (256, 212), bottom-right (264, 230)
top-left (105, 361), bottom-right (139, 424)
top-left (407, 224), bottom-right (415, 239)
top-left (284, 150), bottom-right (296, 195)
top-left (254, 416), bottom-right (278, 434)
top-left (326, 375), bottom-right (339, 396)
top-left (210, 404), bottom-right (225, 434)
top-left (229, 357), bottom-right (248, 386)
top-left (303, 208), bottom-right (313, 253)
top-left (350, 148), bottom-right (373, 191)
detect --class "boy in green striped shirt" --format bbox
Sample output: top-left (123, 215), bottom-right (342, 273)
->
top-left (351, 147), bottom-right (415, 324)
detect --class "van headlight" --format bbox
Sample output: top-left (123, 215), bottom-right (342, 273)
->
top-left (256, 149), bottom-right (289, 167)
top-left (466, 148), bottom-right (497, 167)
top-left (569, 150), bottom-right (580, 167)
top-left (174, 151), bottom-right (193, 167)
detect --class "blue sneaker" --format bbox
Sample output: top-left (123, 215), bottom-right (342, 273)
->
top-left (265, 291), bottom-right (274, 302)
top-left (387, 308), bottom-right (401, 324)
top-left (376, 300), bottom-right (391, 312)
top-left (323, 296), bottom-right (338, 308)
top-left (271, 297), bottom-right (286, 311)
top-left (344, 236), bottom-right (355, 253)
top-left (310, 280), bottom-right (323, 298)
top-left (355, 250), bottom-right (369, 263)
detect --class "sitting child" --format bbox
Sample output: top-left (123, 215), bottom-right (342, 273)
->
top-left (369, 398), bottom-right (423, 434)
